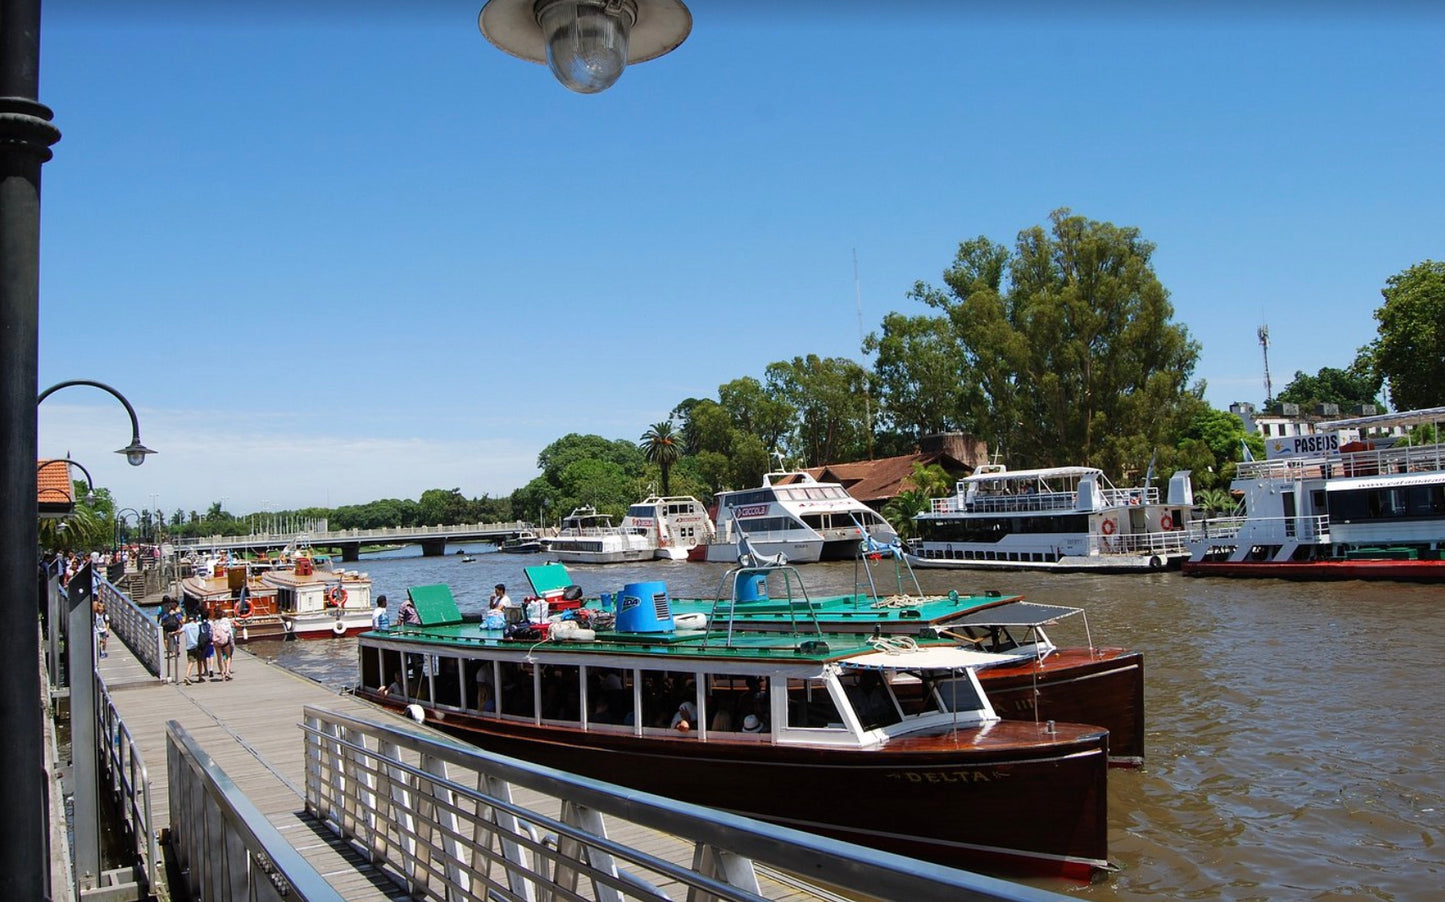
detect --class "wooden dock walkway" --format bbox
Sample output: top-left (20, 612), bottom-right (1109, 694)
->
top-left (95, 597), bottom-right (834, 902)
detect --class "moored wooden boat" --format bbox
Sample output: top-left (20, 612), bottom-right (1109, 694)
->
top-left (353, 579), bottom-right (1112, 880)
top-left (531, 560), bottom-right (1146, 765)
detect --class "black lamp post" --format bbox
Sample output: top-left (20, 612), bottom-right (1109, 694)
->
top-left (114, 506), bottom-right (141, 547)
top-left (0, 0), bottom-right (60, 896)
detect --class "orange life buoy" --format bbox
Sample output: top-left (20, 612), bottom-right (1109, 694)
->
top-left (327, 585), bottom-right (348, 606)
top-left (1101, 518), bottom-right (1117, 535)
top-left (1160, 514), bottom-right (1174, 531)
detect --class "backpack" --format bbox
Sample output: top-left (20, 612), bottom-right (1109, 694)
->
top-left (197, 620), bottom-right (213, 647)
top-left (161, 610), bottom-right (182, 633)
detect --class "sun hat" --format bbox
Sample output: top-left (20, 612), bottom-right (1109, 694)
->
top-left (742, 714), bottom-right (762, 732)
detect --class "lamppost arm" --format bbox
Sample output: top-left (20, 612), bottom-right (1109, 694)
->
top-left (37, 379), bottom-right (157, 465)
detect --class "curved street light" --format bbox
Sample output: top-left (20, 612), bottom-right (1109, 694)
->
top-left (36, 456), bottom-right (98, 506)
top-left (37, 379), bottom-right (156, 466)
top-left (114, 506), bottom-right (142, 545)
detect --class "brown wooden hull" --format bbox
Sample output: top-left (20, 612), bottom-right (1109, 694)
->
top-left (362, 691), bottom-right (1110, 880)
top-left (1183, 558), bottom-right (1445, 582)
top-left (978, 648), bottom-right (1145, 766)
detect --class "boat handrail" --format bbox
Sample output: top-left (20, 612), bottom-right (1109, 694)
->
top-left (1235, 441), bottom-right (1445, 482)
top-left (1188, 514), bottom-right (1331, 544)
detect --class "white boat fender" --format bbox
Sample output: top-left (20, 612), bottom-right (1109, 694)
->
top-left (549, 620), bottom-right (597, 642)
top-left (405, 704), bottom-right (425, 723)
top-left (673, 612), bottom-right (707, 630)
top-left (332, 620), bottom-right (347, 637)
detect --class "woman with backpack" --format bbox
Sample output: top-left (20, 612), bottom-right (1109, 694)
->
top-left (211, 611), bottom-right (235, 681)
top-left (196, 611), bottom-right (215, 681)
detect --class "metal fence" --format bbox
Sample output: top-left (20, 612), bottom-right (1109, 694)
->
top-left (96, 574), bottom-right (166, 679)
top-left (301, 705), bottom-right (1068, 902)
top-left (97, 676), bottom-right (161, 894)
top-left (167, 721), bottom-right (346, 902)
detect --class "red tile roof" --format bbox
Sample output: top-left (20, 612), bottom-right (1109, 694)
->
top-left (37, 458), bottom-right (75, 516)
top-left (803, 451), bottom-right (975, 507)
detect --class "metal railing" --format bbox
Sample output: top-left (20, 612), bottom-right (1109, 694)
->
top-left (96, 574), bottom-right (166, 680)
top-left (167, 721), bottom-right (346, 902)
top-left (173, 521), bottom-right (533, 551)
top-left (301, 705), bottom-right (1068, 902)
top-left (97, 676), bottom-right (160, 894)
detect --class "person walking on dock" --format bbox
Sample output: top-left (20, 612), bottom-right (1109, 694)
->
top-left (211, 611), bottom-right (235, 681)
top-left (181, 615), bottom-right (202, 685)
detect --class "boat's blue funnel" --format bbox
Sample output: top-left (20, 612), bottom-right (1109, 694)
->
top-left (617, 581), bottom-right (673, 632)
top-left (735, 570), bottom-right (768, 603)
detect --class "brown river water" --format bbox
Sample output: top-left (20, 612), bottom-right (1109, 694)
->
top-left (247, 546), bottom-right (1444, 900)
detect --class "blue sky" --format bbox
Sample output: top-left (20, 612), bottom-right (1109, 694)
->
top-left (34, 1), bottom-right (1445, 517)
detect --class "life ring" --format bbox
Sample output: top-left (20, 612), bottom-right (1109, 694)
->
top-left (331, 620), bottom-right (347, 637)
top-left (327, 585), bottom-right (348, 607)
top-left (1101, 518), bottom-right (1117, 535)
top-left (235, 597), bottom-right (252, 618)
top-left (659, 535), bottom-right (670, 547)
top-left (1160, 514), bottom-right (1174, 531)
top-left (1149, 555), bottom-right (1164, 569)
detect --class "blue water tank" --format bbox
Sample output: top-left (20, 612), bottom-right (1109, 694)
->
top-left (735, 570), bottom-right (769, 603)
top-left (617, 581), bottom-right (673, 632)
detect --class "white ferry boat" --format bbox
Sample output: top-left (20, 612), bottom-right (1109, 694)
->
top-left (619, 494), bottom-right (717, 560)
top-left (1184, 406), bottom-right (1445, 580)
top-left (695, 470), bottom-right (900, 564)
top-left (907, 464), bottom-right (1197, 572)
top-left (546, 505), bottom-right (654, 564)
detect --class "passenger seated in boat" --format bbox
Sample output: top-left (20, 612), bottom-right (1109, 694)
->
top-left (671, 699), bottom-right (698, 732)
top-left (707, 695), bottom-right (734, 732)
top-left (382, 671), bottom-right (403, 697)
top-left (475, 680), bottom-right (495, 713)
top-left (845, 670), bottom-right (900, 730)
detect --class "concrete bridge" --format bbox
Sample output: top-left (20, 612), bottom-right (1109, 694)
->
top-left (173, 521), bottom-right (533, 562)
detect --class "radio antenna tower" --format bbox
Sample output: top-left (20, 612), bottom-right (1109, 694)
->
top-left (1258, 324), bottom-right (1273, 405)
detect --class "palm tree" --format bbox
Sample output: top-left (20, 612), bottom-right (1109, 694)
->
top-left (639, 421), bottom-right (680, 495)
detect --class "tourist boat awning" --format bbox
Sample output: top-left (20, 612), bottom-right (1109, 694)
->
top-left (840, 646), bottom-right (1004, 671)
top-left (938, 601), bottom-right (1083, 628)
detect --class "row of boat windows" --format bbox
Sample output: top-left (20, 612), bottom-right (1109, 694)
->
top-left (916, 515), bottom-right (1092, 542)
top-left (626, 503), bottom-right (703, 517)
top-left (1327, 484), bottom-right (1445, 522)
top-left (723, 486), bottom-right (850, 507)
top-left (360, 648), bottom-right (975, 736)
top-left (914, 549), bottom-right (1063, 563)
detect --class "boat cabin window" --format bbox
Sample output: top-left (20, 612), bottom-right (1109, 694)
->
top-left (497, 661), bottom-right (535, 718)
top-left (932, 675), bottom-right (986, 713)
top-left (468, 660), bottom-right (498, 713)
top-left (839, 670), bottom-right (902, 730)
top-left (640, 668), bottom-right (700, 731)
top-left (587, 667), bottom-right (633, 727)
top-left (785, 677), bottom-right (846, 730)
top-left (704, 673), bottom-right (769, 734)
top-left (539, 664), bottom-right (581, 723)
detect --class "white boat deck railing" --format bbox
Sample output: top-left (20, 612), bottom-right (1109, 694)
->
top-left (1092, 530), bottom-right (1190, 556)
top-left (300, 705), bottom-right (1066, 902)
top-left (1188, 515), bottom-right (1331, 545)
top-left (1237, 441), bottom-right (1445, 482)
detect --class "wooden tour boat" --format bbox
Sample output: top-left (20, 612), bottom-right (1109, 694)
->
top-left (354, 572), bottom-right (1113, 880)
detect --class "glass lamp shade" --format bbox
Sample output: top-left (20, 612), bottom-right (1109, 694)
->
top-left (539, 1), bottom-right (635, 94)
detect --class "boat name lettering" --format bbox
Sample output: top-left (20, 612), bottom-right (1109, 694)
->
top-left (735, 505), bottom-right (769, 518)
top-left (1266, 433), bottom-right (1340, 459)
top-left (889, 770), bottom-right (998, 784)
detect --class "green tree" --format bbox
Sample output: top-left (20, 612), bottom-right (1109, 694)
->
top-left (882, 489), bottom-right (931, 542)
top-left (911, 210), bottom-right (1202, 477)
top-left (1275, 359), bottom-right (1384, 414)
top-left (1370, 260), bottom-right (1445, 410)
top-left (716, 377), bottom-right (794, 452)
top-left (865, 312), bottom-right (970, 438)
top-left (639, 421), bottom-right (680, 495)
top-left (418, 488), bottom-right (471, 525)
top-left (765, 355), bottom-right (872, 466)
